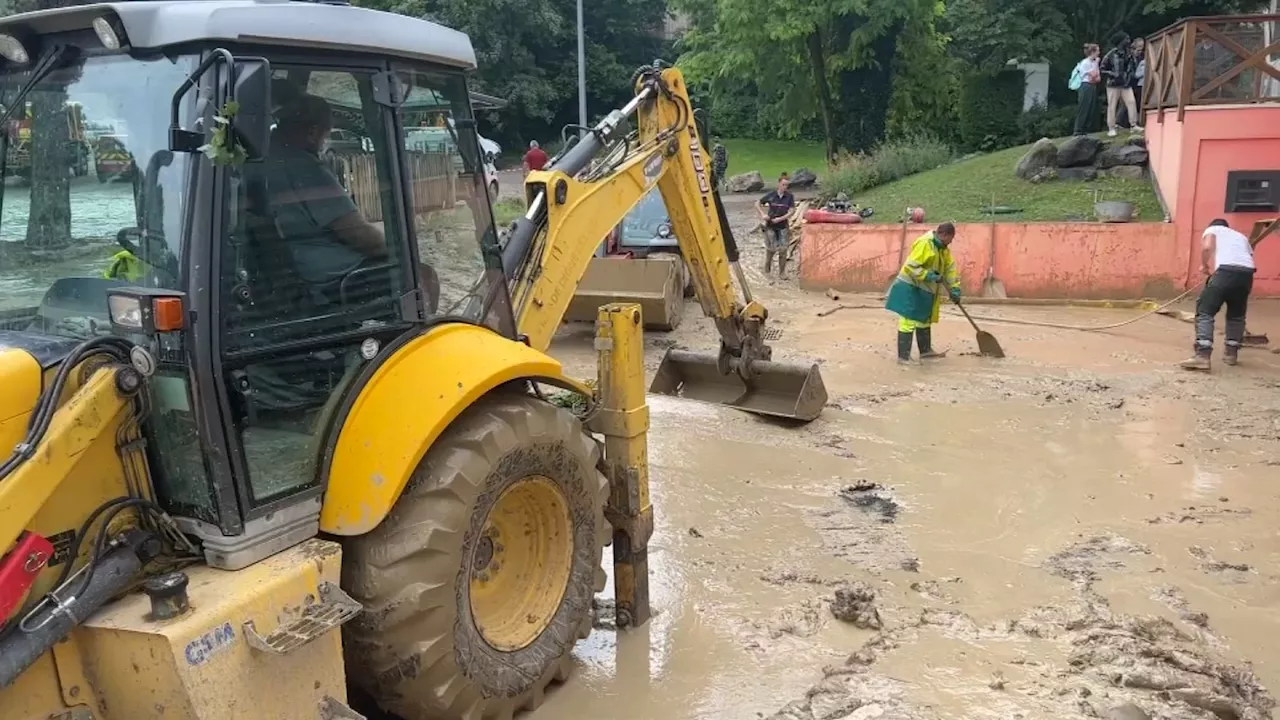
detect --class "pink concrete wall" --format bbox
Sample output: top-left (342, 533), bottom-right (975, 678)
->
top-left (801, 222), bottom-right (1186, 299)
top-left (1147, 105), bottom-right (1280, 296)
top-left (1145, 114), bottom-right (1182, 215)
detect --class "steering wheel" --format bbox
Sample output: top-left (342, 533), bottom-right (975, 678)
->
top-left (338, 260), bottom-right (440, 315)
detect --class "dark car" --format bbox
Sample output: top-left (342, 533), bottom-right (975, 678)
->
top-left (606, 188), bottom-right (693, 297)
top-left (615, 188), bottom-right (677, 256)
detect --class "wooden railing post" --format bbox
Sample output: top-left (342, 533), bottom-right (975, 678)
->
top-left (1179, 20), bottom-right (1198, 120)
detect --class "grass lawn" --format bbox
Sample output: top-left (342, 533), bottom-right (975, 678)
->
top-left (492, 197), bottom-right (526, 225)
top-left (722, 139), bottom-right (826, 184)
top-left (851, 139), bottom-right (1163, 223)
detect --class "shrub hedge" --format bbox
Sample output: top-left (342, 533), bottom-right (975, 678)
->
top-left (824, 135), bottom-right (955, 198)
top-left (958, 69), bottom-right (1026, 152)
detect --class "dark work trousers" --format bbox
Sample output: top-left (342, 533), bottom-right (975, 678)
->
top-left (1194, 265), bottom-right (1254, 352)
top-left (1073, 83), bottom-right (1101, 135)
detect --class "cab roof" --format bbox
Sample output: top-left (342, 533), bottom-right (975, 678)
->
top-left (0, 0), bottom-right (478, 70)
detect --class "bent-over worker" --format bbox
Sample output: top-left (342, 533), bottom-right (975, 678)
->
top-left (1180, 218), bottom-right (1256, 371)
top-left (885, 223), bottom-right (961, 364)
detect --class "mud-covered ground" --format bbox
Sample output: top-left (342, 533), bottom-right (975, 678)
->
top-left (534, 197), bottom-right (1280, 720)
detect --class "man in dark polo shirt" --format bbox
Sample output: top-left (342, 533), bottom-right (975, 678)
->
top-left (756, 174), bottom-right (796, 278)
top-left (262, 94), bottom-right (438, 311)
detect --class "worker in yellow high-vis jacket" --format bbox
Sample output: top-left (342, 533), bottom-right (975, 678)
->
top-left (102, 248), bottom-right (147, 282)
top-left (884, 223), bottom-right (961, 364)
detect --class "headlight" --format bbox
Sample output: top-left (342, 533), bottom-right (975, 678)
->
top-left (107, 288), bottom-right (187, 335)
top-left (657, 223), bottom-right (672, 239)
top-left (0, 34), bottom-right (29, 64)
top-left (107, 295), bottom-right (144, 329)
top-left (92, 17), bottom-right (122, 51)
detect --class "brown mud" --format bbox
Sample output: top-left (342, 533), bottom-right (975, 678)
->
top-left (531, 203), bottom-right (1280, 720)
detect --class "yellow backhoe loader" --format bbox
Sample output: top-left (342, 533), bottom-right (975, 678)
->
top-left (0, 2), bottom-right (827, 719)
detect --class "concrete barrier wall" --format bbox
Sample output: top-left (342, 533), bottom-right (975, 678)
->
top-left (800, 222), bottom-right (1189, 299)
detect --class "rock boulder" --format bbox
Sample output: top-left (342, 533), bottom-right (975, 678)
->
top-left (1103, 165), bottom-right (1146, 180)
top-left (1015, 138), bottom-right (1058, 180)
top-left (790, 167), bottom-right (818, 188)
top-left (1098, 144), bottom-right (1149, 169)
top-left (1057, 136), bottom-right (1103, 167)
top-left (726, 170), bottom-right (764, 193)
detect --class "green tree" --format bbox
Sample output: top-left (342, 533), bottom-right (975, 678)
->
top-left (355, 0), bottom-right (670, 145)
top-left (886, 3), bottom-right (959, 142)
top-left (4, 0), bottom-right (80, 248)
top-left (673, 0), bottom-right (937, 161)
top-left (944, 0), bottom-right (1256, 74)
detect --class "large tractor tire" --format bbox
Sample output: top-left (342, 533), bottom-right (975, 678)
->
top-left (342, 393), bottom-right (609, 720)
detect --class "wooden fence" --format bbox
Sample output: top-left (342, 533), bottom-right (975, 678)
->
top-left (1146, 14), bottom-right (1280, 121)
top-left (328, 151), bottom-right (457, 222)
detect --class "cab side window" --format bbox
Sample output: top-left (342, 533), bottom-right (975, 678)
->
top-left (224, 68), bottom-right (409, 352)
top-left (396, 68), bottom-right (493, 316)
top-left (218, 66), bottom-right (413, 509)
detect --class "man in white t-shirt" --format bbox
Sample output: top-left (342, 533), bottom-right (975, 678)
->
top-left (1180, 219), bottom-right (1257, 371)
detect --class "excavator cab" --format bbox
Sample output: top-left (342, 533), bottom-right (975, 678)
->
top-left (0, 3), bottom-right (615, 719)
top-left (0, 3), bottom-right (823, 718)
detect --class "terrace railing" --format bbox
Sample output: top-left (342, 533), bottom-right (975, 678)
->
top-left (1145, 14), bottom-right (1280, 121)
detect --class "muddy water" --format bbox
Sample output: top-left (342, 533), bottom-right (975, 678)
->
top-left (539, 213), bottom-right (1280, 719)
top-left (537, 375), bottom-right (1280, 719)
top-left (535, 395), bottom-right (870, 720)
top-left (0, 178), bottom-right (138, 311)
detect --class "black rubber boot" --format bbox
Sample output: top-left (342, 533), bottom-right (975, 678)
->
top-left (897, 331), bottom-right (913, 364)
top-left (916, 327), bottom-right (946, 360)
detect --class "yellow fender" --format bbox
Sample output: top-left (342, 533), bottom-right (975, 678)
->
top-left (320, 323), bottom-right (592, 536)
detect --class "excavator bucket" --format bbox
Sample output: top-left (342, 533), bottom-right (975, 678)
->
top-left (566, 256), bottom-right (685, 331)
top-left (649, 348), bottom-right (828, 422)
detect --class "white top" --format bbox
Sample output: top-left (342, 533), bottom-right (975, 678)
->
top-left (1075, 57), bottom-right (1100, 84)
top-left (1204, 225), bottom-right (1256, 270)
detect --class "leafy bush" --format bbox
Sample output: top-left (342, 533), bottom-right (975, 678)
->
top-left (958, 69), bottom-right (1025, 152)
top-left (824, 135), bottom-right (955, 198)
top-left (1018, 103), bottom-right (1075, 144)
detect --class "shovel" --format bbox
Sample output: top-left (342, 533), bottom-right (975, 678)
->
top-left (953, 297), bottom-right (1005, 358)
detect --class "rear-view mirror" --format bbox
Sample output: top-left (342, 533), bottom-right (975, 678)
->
top-left (232, 57), bottom-right (272, 161)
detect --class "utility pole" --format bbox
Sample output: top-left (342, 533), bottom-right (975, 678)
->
top-left (577, 0), bottom-right (586, 134)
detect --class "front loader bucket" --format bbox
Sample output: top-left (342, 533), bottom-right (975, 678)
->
top-left (566, 256), bottom-right (684, 331)
top-left (649, 349), bottom-right (828, 422)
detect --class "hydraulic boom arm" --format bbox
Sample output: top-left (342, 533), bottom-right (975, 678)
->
top-left (501, 64), bottom-right (789, 393)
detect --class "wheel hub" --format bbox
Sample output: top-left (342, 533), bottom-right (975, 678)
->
top-left (473, 535), bottom-right (495, 573)
top-left (468, 475), bottom-right (574, 652)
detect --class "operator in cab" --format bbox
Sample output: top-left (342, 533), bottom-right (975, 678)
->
top-left (264, 94), bottom-right (439, 310)
top-left (885, 222), bottom-right (962, 364)
top-left (1180, 218), bottom-right (1256, 371)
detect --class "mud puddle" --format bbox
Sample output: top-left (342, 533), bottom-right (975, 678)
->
top-left (533, 395), bottom-right (872, 719)
top-left (528, 372), bottom-right (1280, 720)
top-left (756, 395), bottom-right (1280, 720)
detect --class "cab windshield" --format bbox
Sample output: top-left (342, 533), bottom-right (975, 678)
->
top-left (0, 51), bottom-right (195, 340)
